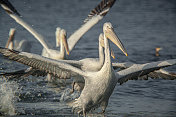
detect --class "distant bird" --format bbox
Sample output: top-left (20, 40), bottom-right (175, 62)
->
top-left (5, 28), bottom-right (33, 52)
top-left (0, 0), bottom-right (20, 16)
top-left (155, 47), bottom-right (162, 56)
top-left (0, 27), bottom-right (176, 116)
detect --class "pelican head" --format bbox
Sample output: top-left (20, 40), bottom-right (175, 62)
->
top-left (103, 22), bottom-right (128, 56)
top-left (56, 27), bottom-right (61, 47)
top-left (99, 33), bottom-right (115, 59)
top-left (60, 29), bottom-right (69, 55)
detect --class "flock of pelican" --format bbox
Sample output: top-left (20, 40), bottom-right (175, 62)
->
top-left (0, 0), bottom-right (176, 116)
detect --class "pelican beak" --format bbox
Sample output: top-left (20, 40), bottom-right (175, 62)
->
top-left (105, 28), bottom-right (128, 56)
top-left (62, 34), bottom-right (69, 55)
top-left (110, 48), bottom-right (115, 59)
top-left (100, 38), bottom-right (115, 59)
top-left (5, 28), bottom-right (16, 48)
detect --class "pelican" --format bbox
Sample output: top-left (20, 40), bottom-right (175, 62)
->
top-left (0, 0), bottom-right (116, 81)
top-left (1, 0), bottom-right (117, 82)
top-left (0, 25), bottom-right (176, 116)
top-left (5, 28), bottom-right (33, 52)
top-left (0, 0), bottom-right (20, 16)
top-left (1, 0), bottom-right (116, 60)
top-left (0, 23), bottom-right (128, 82)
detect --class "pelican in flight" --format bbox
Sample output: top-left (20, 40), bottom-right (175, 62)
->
top-left (1, 0), bottom-right (116, 60)
top-left (0, 25), bottom-right (176, 116)
top-left (5, 28), bottom-right (33, 52)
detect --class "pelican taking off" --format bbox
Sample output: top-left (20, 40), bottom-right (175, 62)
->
top-left (0, 25), bottom-right (176, 116)
top-left (1, 0), bottom-right (116, 60)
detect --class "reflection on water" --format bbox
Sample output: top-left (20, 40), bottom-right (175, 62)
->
top-left (0, 0), bottom-right (176, 116)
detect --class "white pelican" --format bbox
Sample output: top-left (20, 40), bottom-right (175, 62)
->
top-left (0, 0), bottom-right (118, 83)
top-left (5, 28), bottom-right (33, 52)
top-left (0, 25), bottom-right (176, 116)
top-left (0, 0), bottom-right (20, 16)
top-left (0, 23), bottom-right (128, 82)
top-left (1, 0), bottom-right (116, 60)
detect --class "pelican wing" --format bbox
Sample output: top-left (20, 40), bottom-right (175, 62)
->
top-left (0, 47), bottom-right (86, 78)
top-left (1, 2), bottom-right (50, 52)
top-left (113, 62), bottom-right (176, 80)
top-left (116, 59), bottom-right (176, 85)
top-left (146, 69), bottom-right (176, 80)
top-left (0, 67), bottom-right (47, 79)
top-left (67, 0), bottom-right (116, 52)
top-left (84, 0), bottom-right (116, 23)
top-left (0, 59), bottom-right (83, 79)
top-left (112, 62), bottom-right (134, 70)
top-left (0, 0), bottom-right (20, 16)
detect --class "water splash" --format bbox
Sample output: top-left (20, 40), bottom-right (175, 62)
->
top-left (0, 79), bottom-right (21, 116)
top-left (60, 88), bottom-right (80, 102)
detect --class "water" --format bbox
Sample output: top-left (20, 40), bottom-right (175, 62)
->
top-left (0, 0), bottom-right (176, 116)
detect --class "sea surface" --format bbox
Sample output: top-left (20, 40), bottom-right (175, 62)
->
top-left (0, 0), bottom-right (176, 116)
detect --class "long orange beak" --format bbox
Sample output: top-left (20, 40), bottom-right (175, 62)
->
top-left (62, 34), bottom-right (69, 55)
top-left (5, 28), bottom-right (16, 48)
top-left (105, 28), bottom-right (128, 56)
top-left (100, 37), bottom-right (115, 59)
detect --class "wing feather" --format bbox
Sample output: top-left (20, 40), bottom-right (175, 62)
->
top-left (0, 47), bottom-right (86, 78)
top-left (116, 59), bottom-right (176, 85)
top-left (0, 0), bottom-right (21, 16)
top-left (84, 0), bottom-right (116, 23)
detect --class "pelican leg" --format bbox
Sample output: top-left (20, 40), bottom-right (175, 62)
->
top-left (70, 81), bottom-right (75, 94)
top-left (83, 108), bottom-right (86, 117)
top-left (45, 74), bottom-right (52, 82)
top-left (100, 101), bottom-right (108, 114)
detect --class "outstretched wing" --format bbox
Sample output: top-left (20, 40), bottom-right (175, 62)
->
top-left (0, 59), bottom-right (83, 79)
top-left (67, 0), bottom-right (116, 52)
top-left (113, 62), bottom-right (176, 80)
top-left (112, 62), bottom-right (134, 70)
top-left (116, 59), bottom-right (176, 85)
top-left (84, 0), bottom-right (116, 23)
top-left (0, 67), bottom-right (47, 79)
top-left (147, 69), bottom-right (176, 80)
top-left (0, 0), bottom-right (20, 16)
top-left (0, 47), bottom-right (86, 78)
